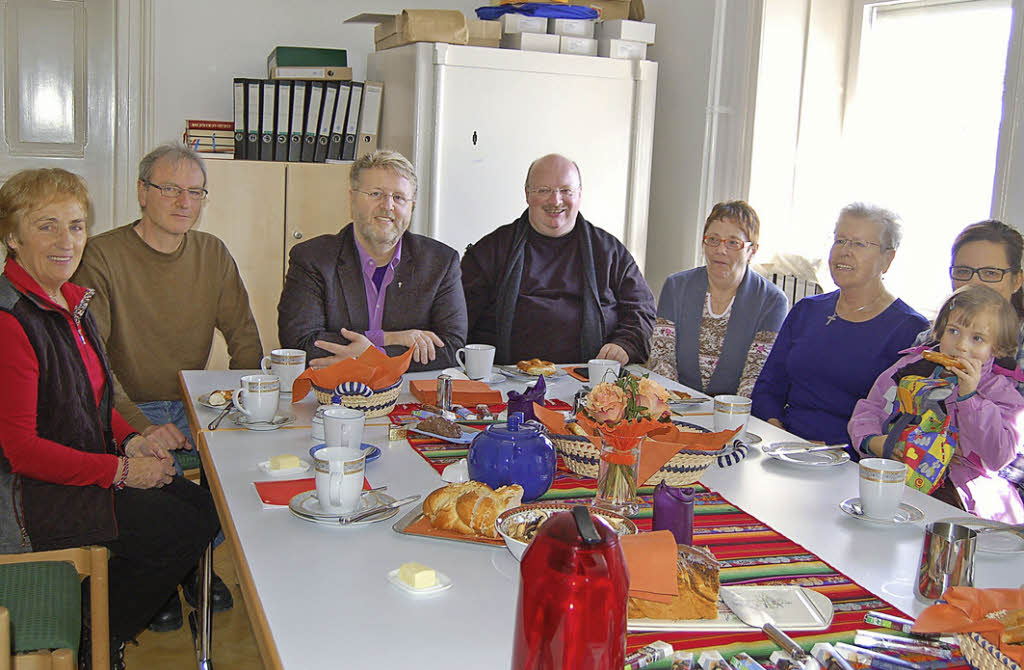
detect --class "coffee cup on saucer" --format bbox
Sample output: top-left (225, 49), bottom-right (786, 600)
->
top-left (858, 458), bottom-right (906, 519)
top-left (261, 349), bottom-right (306, 394)
top-left (323, 407), bottom-right (364, 450)
top-left (233, 374), bottom-right (280, 422)
top-left (456, 344), bottom-right (496, 380)
top-left (587, 359), bottom-right (621, 384)
top-left (311, 446), bottom-right (366, 515)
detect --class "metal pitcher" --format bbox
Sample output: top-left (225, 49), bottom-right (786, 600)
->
top-left (916, 521), bottom-right (977, 602)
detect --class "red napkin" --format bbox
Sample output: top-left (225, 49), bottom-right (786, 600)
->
top-left (619, 531), bottom-right (679, 603)
top-left (254, 477), bottom-right (371, 507)
top-left (409, 379), bottom-right (502, 406)
top-left (292, 347), bottom-right (412, 401)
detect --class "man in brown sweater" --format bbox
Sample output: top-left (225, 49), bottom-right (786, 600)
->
top-left (73, 143), bottom-right (262, 629)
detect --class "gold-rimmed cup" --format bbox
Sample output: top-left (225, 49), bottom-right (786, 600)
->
top-left (858, 458), bottom-right (907, 519)
top-left (713, 394), bottom-right (751, 438)
top-left (260, 348), bottom-right (306, 395)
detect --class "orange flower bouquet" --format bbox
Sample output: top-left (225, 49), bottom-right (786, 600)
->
top-left (579, 374), bottom-right (672, 514)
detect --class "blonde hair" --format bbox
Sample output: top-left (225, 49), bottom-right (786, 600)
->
top-left (350, 150), bottom-right (418, 199)
top-left (0, 169), bottom-right (92, 259)
top-left (931, 284), bottom-right (1019, 357)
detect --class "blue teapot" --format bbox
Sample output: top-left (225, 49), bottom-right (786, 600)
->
top-left (467, 412), bottom-right (556, 502)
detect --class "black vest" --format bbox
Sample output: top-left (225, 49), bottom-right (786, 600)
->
top-left (0, 276), bottom-right (117, 552)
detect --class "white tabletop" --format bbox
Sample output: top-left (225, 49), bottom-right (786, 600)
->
top-left (181, 368), bottom-right (1024, 670)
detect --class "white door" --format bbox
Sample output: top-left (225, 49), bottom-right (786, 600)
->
top-left (0, 0), bottom-right (116, 232)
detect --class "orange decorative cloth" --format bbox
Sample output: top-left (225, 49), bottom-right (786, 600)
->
top-left (409, 379), bottom-right (502, 406)
top-left (620, 530), bottom-right (679, 604)
top-left (292, 347), bottom-right (412, 401)
top-left (913, 586), bottom-right (1024, 665)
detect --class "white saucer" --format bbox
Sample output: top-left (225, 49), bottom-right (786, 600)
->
top-left (742, 432), bottom-right (762, 445)
top-left (230, 412), bottom-right (295, 431)
top-left (386, 568), bottom-right (452, 596)
top-left (762, 444), bottom-right (850, 467)
top-left (440, 367), bottom-right (505, 384)
top-left (257, 459), bottom-right (310, 477)
top-left (288, 490), bottom-right (400, 526)
top-left (839, 497), bottom-right (924, 525)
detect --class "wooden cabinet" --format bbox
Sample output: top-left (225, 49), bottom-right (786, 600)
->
top-left (196, 160), bottom-right (352, 369)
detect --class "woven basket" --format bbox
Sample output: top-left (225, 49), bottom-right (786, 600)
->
top-left (551, 421), bottom-right (748, 486)
top-left (311, 378), bottom-right (403, 418)
top-left (959, 632), bottom-right (1021, 670)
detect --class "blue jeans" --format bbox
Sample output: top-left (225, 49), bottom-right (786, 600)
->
top-left (137, 400), bottom-right (224, 550)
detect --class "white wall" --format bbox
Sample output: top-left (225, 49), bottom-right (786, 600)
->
top-left (149, 0), bottom-right (481, 147)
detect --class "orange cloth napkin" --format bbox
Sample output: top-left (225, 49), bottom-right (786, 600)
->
top-left (639, 425), bottom-right (740, 485)
top-left (409, 378), bottom-right (503, 406)
top-left (620, 531), bottom-right (679, 604)
top-left (913, 587), bottom-right (1024, 665)
top-left (292, 347), bottom-right (412, 401)
top-left (534, 402), bottom-right (570, 434)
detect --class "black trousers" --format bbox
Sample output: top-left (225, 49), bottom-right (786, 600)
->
top-left (101, 476), bottom-right (219, 643)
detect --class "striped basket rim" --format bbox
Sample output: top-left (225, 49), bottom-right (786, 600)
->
top-left (960, 632), bottom-right (1021, 670)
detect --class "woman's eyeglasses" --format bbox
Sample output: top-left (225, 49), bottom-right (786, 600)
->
top-left (949, 265), bottom-right (1016, 282)
top-left (703, 235), bottom-right (749, 251)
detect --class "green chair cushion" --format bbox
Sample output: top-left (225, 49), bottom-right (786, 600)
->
top-left (0, 561), bottom-right (81, 658)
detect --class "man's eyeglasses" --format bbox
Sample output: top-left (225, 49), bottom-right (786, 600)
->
top-left (949, 265), bottom-right (1016, 282)
top-left (353, 189), bottom-right (413, 207)
top-left (832, 238), bottom-right (882, 251)
top-left (703, 235), bottom-right (749, 251)
top-left (142, 180), bottom-right (208, 200)
top-left (526, 186), bottom-right (578, 198)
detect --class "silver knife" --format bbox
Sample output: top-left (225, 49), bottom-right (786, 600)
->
top-left (720, 588), bottom-right (808, 660)
top-left (339, 494), bottom-right (421, 525)
top-left (768, 443), bottom-right (848, 455)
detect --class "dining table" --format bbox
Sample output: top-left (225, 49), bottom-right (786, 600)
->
top-left (178, 366), bottom-right (1024, 670)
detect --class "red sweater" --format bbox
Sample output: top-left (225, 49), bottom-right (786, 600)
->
top-left (0, 260), bottom-right (134, 487)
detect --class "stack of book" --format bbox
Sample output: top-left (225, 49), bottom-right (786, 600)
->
top-left (267, 46), bottom-right (353, 81)
top-left (232, 78), bottom-right (383, 162)
top-left (183, 120), bottom-right (235, 157)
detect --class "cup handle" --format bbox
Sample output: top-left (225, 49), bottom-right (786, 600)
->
top-left (233, 388), bottom-right (252, 417)
top-left (330, 470), bottom-right (343, 508)
top-left (261, 356), bottom-right (272, 373)
top-left (456, 347), bottom-right (467, 371)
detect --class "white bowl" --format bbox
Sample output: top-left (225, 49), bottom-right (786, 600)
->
top-left (495, 503), bottom-right (638, 561)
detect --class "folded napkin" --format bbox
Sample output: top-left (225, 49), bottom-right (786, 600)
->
top-left (534, 402), bottom-right (569, 434)
top-left (409, 378), bottom-right (502, 406)
top-left (507, 375), bottom-right (546, 422)
top-left (253, 477), bottom-right (371, 507)
top-left (619, 530), bottom-right (679, 603)
top-left (292, 347), bottom-right (412, 401)
top-left (913, 586), bottom-right (1024, 665)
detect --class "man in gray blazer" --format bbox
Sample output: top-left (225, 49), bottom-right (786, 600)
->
top-left (278, 150), bottom-right (467, 372)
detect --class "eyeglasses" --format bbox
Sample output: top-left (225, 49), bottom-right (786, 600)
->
top-left (353, 189), bottom-right (413, 207)
top-left (526, 186), bottom-right (578, 198)
top-left (832, 238), bottom-right (882, 251)
top-left (142, 180), bottom-right (208, 200)
top-left (703, 235), bottom-right (749, 251)
top-left (949, 265), bottom-right (1016, 282)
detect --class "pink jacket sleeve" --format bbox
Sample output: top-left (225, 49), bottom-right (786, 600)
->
top-left (951, 373), bottom-right (1024, 473)
top-left (848, 358), bottom-right (904, 453)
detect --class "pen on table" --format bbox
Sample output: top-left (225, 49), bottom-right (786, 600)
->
top-left (854, 631), bottom-right (953, 658)
top-left (863, 612), bottom-right (941, 640)
top-left (834, 642), bottom-right (924, 670)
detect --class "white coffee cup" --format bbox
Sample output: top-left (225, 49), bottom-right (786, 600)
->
top-left (311, 446), bottom-right (366, 515)
top-left (588, 359), bottom-right (621, 384)
top-left (261, 349), bottom-right (306, 395)
top-left (233, 374), bottom-right (280, 422)
top-left (713, 394), bottom-right (751, 438)
top-left (323, 407), bottom-right (365, 450)
top-left (859, 458), bottom-right (907, 519)
top-left (456, 344), bottom-right (496, 380)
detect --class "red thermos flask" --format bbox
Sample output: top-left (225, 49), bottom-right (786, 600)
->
top-left (510, 506), bottom-right (629, 670)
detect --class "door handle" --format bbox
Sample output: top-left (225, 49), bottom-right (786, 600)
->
top-left (292, 231), bottom-right (303, 240)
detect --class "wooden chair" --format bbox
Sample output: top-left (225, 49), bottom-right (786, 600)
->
top-left (0, 547), bottom-right (109, 670)
top-left (768, 272), bottom-right (823, 308)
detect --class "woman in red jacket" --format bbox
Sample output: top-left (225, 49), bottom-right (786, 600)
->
top-left (0, 168), bottom-right (218, 668)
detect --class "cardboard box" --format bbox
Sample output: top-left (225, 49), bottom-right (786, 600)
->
top-left (568, 0), bottom-right (630, 21)
top-left (500, 13), bottom-right (549, 34)
top-left (595, 19), bottom-right (655, 44)
top-left (559, 36), bottom-right (597, 56)
top-left (597, 37), bottom-right (647, 59)
top-left (468, 19), bottom-right (501, 47)
top-left (548, 18), bottom-right (596, 38)
top-left (500, 31), bottom-right (560, 53)
top-left (370, 10), bottom-right (469, 51)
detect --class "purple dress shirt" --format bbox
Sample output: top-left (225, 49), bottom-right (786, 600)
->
top-left (354, 236), bottom-right (403, 350)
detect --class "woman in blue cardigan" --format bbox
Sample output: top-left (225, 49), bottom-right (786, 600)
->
top-left (751, 203), bottom-right (928, 453)
top-left (648, 201), bottom-right (788, 397)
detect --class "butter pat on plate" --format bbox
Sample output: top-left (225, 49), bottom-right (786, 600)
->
top-left (387, 564), bottom-right (453, 596)
top-left (257, 456), bottom-right (309, 477)
top-left (269, 454), bottom-right (301, 471)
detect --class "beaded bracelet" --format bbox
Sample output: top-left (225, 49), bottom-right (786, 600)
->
top-left (113, 457), bottom-right (129, 491)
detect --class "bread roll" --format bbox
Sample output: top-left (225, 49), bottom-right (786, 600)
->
top-left (421, 482), bottom-right (524, 538)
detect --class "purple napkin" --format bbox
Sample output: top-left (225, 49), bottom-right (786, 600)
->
top-left (506, 374), bottom-right (546, 423)
top-left (652, 481), bottom-right (695, 546)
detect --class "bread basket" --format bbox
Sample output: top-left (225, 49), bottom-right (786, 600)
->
top-left (311, 378), bottom-right (402, 418)
top-left (958, 632), bottom-right (1021, 670)
top-left (551, 421), bottom-right (748, 486)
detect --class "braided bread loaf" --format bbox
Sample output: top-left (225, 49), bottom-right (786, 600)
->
top-left (422, 482), bottom-right (524, 538)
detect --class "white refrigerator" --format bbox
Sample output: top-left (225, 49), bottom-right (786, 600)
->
top-left (367, 43), bottom-right (658, 266)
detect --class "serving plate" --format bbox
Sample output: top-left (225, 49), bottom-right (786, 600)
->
top-left (440, 367), bottom-right (506, 385)
top-left (197, 391), bottom-right (234, 410)
top-left (762, 443), bottom-right (850, 467)
top-left (407, 426), bottom-right (478, 444)
top-left (628, 585), bottom-right (833, 632)
top-left (497, 365), bottom-right (567, 381)
top-left (392, 508), bottom-right (505, 547)
top-left (230, 412), bottom-right (295, 431)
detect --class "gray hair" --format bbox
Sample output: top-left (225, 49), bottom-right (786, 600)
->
top-left (836, 202), bottom-right (902, 250)
top-left (138, 143), bottom-right (207, 187)
top-left (350, 150), bottom-right (418, 199)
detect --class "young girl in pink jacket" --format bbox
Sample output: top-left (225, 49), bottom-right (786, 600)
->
top-left (849, 284), bottom-right (1024, 522)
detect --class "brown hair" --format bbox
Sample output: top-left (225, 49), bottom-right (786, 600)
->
top-left (951, 219), bottom-right (1024, 321)
top-left (0, 168), bottom-right (92, 259)
top-left (704, 200), bottom-right (761, 246)
top-left (931, 284), bottom-right (1019, 358)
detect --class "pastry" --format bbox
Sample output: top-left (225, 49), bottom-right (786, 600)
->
top-left (422, 482), bottom-right (524, 538)
top-left (416, 415), bottom-right (462, 438)
top-left (627, 544), bottom-right (720, 620)
top-left (922, 350), bottom-right (967, 371)
top-left (517, 358), bottom-right (557, 376)
top-left (208, 389), bottom-right (234, 406)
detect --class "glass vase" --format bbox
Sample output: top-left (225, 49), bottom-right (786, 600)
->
top-left (592, 435), bottom-right (644, 516)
